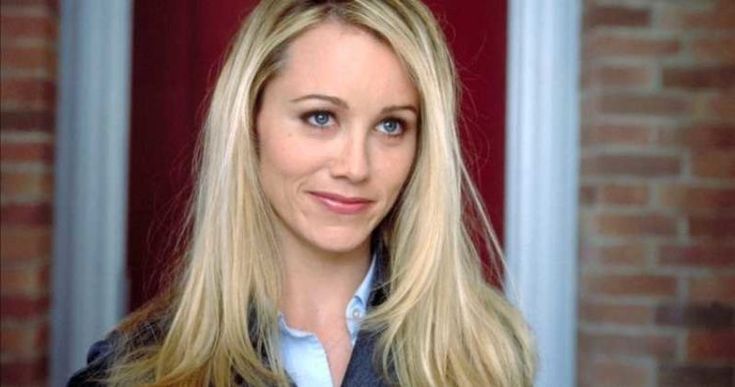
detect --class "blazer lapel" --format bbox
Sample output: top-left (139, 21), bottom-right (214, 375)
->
top-left (341, 238), bottom-right (391, 387)
top-left (341, 329), bottom-right (388, 386)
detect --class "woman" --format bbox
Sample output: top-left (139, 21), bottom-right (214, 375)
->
top-left (69, 0), bottom-right (535, 386)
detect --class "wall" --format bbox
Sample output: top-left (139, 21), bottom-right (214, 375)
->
top-left (578, 0), bottom-right (734, 386)
top-left (0, 0), bottom-right (58, 386)
top-left (2, 0), bottom-right (731, 386)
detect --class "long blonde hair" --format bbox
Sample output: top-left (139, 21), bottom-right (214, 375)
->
top-left (108, 1), bottom-right (535, 386)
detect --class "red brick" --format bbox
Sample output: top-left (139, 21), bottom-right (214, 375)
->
top-left (0, 110), bottom-right (54, 132)
top-left (687, 330), bottom-right (735, 361)
top-left (0, 322), bottom-right (46, 357)
top-left (0, 357), bottom-right (46, 385)
top-left (685, 125), bottom-right (735, 148)
top-left (0, 140), bottom-right (53, 162)
top-left (583, 242), bottom-right (647, 267)
top-left (581, 123), bottom-right (652, 146)
top-left (599, 94), bottom-right (690, 117)
top-left (689, 215), bottom-right (735, 238)
top-left (597, 213), bottom-right (677, 236)
top-left (580, 66), bottom-right (593, 89)
top-left (656, 303), bottom-right (734, 328)
top-left (579, 357), bottom-right (649, 387)
top-left (580, 185), bottom-right (596, 205)
top-left (660, 4), bottom-right (735, 31)
top-left (580, 301), bottom-right (653, 325)
top-left (577, 358), bottom-right (589, 387)
top-left (708, 93), bottom-right (735, 120)
top-left (0, 3), bottom-right (55, 386)
top-left (1, 0), bottom-right (50, 4)
top-left (579, 0), bottom-right (735, 383)
top-left (581, 154), bottom-right (681, 177)
top-left (657, 125), bottom-right (735, 149)
top-left (596, 65), bottom-right (654, 89)
top-left (658, 364), bottom-right (734, 387)
top-left (0, 203), bottom-right (52, 225)
top-left (660, 185), bottom-right (735, 211)
top-left (0, 262), bottom-right (49, 295)
top-left (582, 273), bottom-right (677, 297)
top-left (692, 151), bottom-right (735, 178)
top-left (689, 275), bottom-right (735, 303)
top-left (584, 5), bottom-right (651, 30)
top-left (600, 184), bottom-right (648, 206)
top-left (659, 244), bottom-right (735, 267)
top-left (0, 14), bottom-right (55, 40)
top-left (0, 170), bottom-right (53, 198)
top-left (584, 34), bottom-right (680, 60)
top-left (49, 0), bottom-right (59, 15)
top-left (692, 36), bottom-right (735, 62)
top-left (662, 65), bottom-right (735, 90)
top-left (579, 331), bottom-right (677, 359)
top-left (580, 95), bottom-right (596, 120)
top-left (0, 46), bottom-right (54, 73)
top-left (0, 294), bottom-right (49, 318)
top-left (0, 226), bottom-right (51, 261)
top-left (0, 79), bottom-right (55, 106)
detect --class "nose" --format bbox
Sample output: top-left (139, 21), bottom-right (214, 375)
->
top-left (330, 131), bottom-right (369, 182)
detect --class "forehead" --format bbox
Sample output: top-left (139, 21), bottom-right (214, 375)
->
top-left (271, 21), bottom-right (418, 106)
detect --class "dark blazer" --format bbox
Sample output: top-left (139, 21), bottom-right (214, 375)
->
top-left (67, 247), bottom-right (391, 386)
top-left (66, 325), bottom-right (389, 386)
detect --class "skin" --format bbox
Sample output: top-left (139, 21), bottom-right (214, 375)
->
top-left (256, 21), bottom-right (418, 386)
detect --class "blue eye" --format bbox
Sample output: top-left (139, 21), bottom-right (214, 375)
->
top-left (377, 119), bottom-right (403, 136)
top-left (306, 111), bottom-right (334, 128)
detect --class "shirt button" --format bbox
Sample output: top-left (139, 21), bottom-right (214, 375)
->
top-left (352, 309), bottom-right (362, 319)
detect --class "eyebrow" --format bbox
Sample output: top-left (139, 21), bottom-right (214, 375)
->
top-left (381, 104), bottom-right (418, 116)
top-left (290, 94), bottom-right (418, 116)
top-left (290, 94), bottom-right (348, 109)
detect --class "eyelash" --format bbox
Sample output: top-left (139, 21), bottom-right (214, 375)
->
top-left (301, 110), bottom-right (407, 137)
top-left (303, 111), bottom-right (335, 128)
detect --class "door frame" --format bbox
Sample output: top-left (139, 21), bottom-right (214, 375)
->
top-left (51, 1), bottom-right (581, 386)
top-left (505, 0), bottom-right (581, 386)
top-left (51, 0), bottom-right (132, 383)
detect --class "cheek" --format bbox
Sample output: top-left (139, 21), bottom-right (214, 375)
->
top-left (257, 118), bottom-right (316, 184)
top-left (376, 141), bottom-right (417, 199)
top-left (258, 126), bottom-right (294, 198)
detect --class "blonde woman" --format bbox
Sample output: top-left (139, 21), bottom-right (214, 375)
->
top-left (69, 0), bottom-right (535, 386)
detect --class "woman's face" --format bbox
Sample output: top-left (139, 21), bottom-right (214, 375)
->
top-left (256, 21), bottom-right (418, 256)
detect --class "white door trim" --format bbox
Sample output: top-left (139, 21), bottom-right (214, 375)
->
top-left (505, 0), bottom-right (581, 386)
top-left (51, 0), bottom-right (132, 384)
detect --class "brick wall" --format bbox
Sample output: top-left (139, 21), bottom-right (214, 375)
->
top-left (579, 0), bottom-right (734, 386)
top-left (0, 0), bottom-right (58, 386)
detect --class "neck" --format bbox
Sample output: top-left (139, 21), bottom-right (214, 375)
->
top-left (278, 233), bottom-right (371, 330)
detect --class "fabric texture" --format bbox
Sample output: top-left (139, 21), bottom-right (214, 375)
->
top-left (67, 242), bottom-right (391, 387)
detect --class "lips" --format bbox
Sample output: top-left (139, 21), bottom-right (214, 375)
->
top-left (308, 191), bottom-right (374, 215)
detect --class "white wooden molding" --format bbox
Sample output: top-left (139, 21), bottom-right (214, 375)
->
top-left (51, 0), bottom-right (132, 384)
top-left (505, 0), bottom-right (581, 386)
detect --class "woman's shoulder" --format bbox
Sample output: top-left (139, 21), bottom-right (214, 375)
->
top-left (66, 334), bottom-right (119, 386)
top-left (66, 316), bottom-right (168, 386)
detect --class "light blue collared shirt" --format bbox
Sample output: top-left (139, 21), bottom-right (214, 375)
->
top-left (278, 257), bottom-right (376, 387)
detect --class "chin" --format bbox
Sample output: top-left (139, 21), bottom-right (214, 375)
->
top-left (308, 229), bottom-right (371, 255)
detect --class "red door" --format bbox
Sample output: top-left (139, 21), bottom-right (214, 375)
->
top-left (128, 0), bottom-right (506, 310)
